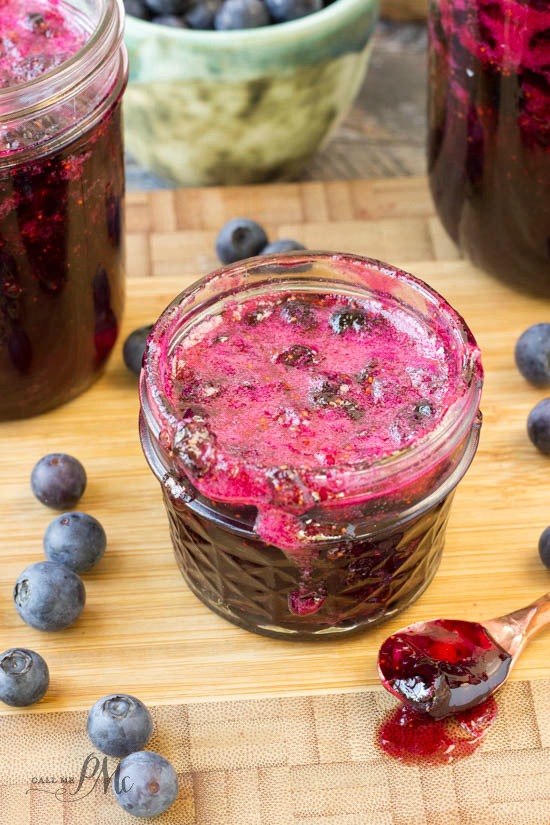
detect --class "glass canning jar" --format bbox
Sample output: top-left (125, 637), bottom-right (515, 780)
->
top-left (139, 253), bottom-right (483, 640)
top-left (428, 0), bottom-right (550, 296)
top-left (0, 0), bottom-right (128, 419)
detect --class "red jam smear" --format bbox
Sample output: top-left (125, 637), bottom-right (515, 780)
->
top-left (163, 289), bottom-right (468, 550)
top-left (0, 0), bottom-right (88, 87)
top-left (378, 618), bottom-right (512, 719)
top-left (428, 0), bottom-right (550, 294)
top-left (0, 1), bottom-right (124, 419)
top-left (377, 695), bottom-right (498, 765)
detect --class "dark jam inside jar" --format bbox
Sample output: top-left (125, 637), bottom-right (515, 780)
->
top-left (0, 1), bottom-right (126, 419)
top-left (428, 0), bottom-right (550, 295)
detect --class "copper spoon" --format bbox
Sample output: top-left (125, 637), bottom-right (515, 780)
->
top-left (377, 593), bottom-right (550, 719)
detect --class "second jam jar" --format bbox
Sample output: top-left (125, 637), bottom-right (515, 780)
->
top-left (428, 0), bottom-right (550, 296)
top-left (0, 0), bottom-right (128, 419)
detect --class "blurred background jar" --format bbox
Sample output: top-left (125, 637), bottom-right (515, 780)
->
top-left (0, 0), bottom-right (128, 420)
top-left (427, 1), bottom-right (550, 296)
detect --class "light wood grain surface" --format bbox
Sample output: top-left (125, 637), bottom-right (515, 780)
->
top-left (1, 176), bottom-right (549, 719)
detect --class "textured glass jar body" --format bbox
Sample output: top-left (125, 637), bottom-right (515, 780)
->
top-left (0, 0), bottom-right (128, 419)
top-left (428, 1), bottom-right (550, 296)
top-left (140, 253), bottom-right (483, 639)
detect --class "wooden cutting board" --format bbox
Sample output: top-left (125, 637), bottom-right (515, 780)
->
top-left (1, 175), bottom-right (549, 715)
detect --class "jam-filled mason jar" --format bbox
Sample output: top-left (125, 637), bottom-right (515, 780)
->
top-left (0, 0), bottom-right (128, 420)
top-left (139, 253), bottom-right (483, 639)
top-left (428, 0), bottom-right (550, 296)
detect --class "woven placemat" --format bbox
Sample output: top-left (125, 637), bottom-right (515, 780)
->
top-left (3, 679), bottom-right (550, 825)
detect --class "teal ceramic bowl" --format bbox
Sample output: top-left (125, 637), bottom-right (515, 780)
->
top-left (123, 0), bottom-right (379, 186)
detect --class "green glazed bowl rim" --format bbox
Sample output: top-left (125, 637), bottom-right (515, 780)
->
top-left (125, 0), bottom-right (379, 48)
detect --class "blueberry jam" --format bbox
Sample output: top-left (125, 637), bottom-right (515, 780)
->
top-left (428, 0), bottom-right (550, 295)
top-left (140, 255), bottom-right (483, 637)
top-left (377, 695), bottom-right (498, 765)
top-left (378, 619), bottom-right (513, 718)
top-left (0, 0), bottom-right (126, 419)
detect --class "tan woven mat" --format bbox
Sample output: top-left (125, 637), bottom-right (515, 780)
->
top-left (4, 680), bottom-right (550, 825)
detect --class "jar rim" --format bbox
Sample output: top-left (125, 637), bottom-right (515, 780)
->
top-left (140, 252), bottom-right (483, 513)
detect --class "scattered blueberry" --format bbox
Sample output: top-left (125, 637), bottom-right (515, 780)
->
top-left (152, 12), bottom-right (188, 24)
top-left (144, 0), bottom-right (189, 14)
top-left (527, 398), bottom-right (550, 454)
top-left (0, 648), bottom-right (49, 707)
top-left (514, 323), bottom-right (550, 387)
top-left (14, 561), bottom-right (86, 632)
top-left (539, 526), bottom-right (550, 569)
top-left (113, 751), bottom-right (178, 818)
top-left (31, 453), bottom-right (87, 510)
top-left (123, 324), bottom-right (154, 377)
top-left (265, 0), bottom-right (322, 21)
top-left (329, 309), bottom-right (368, 334)
top-left (215, 218), bottom-right (269, 263)
top-left (43, 512), bottom-right (107, 573)
top-left (215, 0), bottom-right (271, 29)
top-left (87, 694), bottom-right (154, 758)
top-left (123, 0), bottom-right (153, 18)
top-left (261, 239), bottom-right (306, 254)
top-left (185, 0), bottom-right (223, 27)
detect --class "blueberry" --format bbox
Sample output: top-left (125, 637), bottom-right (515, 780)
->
top-left (31, 453), bottom-right (87, 510)
top-left (87, 694), bottom-right (153, 758)
top-left (515, 323), bottom-right (550, 387)
top-left (527, 398), bottom-right (550, 454)
top-left (0, 648), bottom-right (49, 707)
top-left (215, 0), bottom-right (271, 28)
top-left (145, 0), bottom-right (189, 13)
top-left (261, 239), bottom-right (306, 254)
top-left (539, 526), bottom-right (550, 568)
top-left (123, 324), bottom-right (154, 377)
top-left (215, 218), bottom-right (269, 263)
top-left (123, 0), bottom-right (153, 18)
top-left (413, 399), bottom-right (435, 422)
top-left (152, 12), bottom-right (188, 24)
top-left (265, 0), bottom-right (321, 20)
top-left (14, 562), bottom-right (86, 631)
top-left (329, 309), bottom-right (368, 334)
top-left (43, 512), bottom-right (107, 573)
top-left (275, 344), bottom-right (317, 367)
top-left (280, 298), bottom-right (316, 329)
top-left (113, 751), bottom-right (178, 818)
top-left (185, 0), bottom-right (222, 27)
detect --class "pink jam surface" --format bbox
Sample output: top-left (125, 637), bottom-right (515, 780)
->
top-left (0, 0), bottom-right (88, 88)
top-left (159, 285), bottom-right (475, 552)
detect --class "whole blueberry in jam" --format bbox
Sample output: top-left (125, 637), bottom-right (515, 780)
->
top-left (329, 309), bottom-right (368, 334)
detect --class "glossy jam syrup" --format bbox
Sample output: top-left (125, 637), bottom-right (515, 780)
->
top-left (378, 618), bottom-right (513, 719)
top-left (0, 2), bottom-right (126, 419)
top-left (377, 696), bottom-right (498, 765)
top-left (428, 0), bottom-right (550, 295)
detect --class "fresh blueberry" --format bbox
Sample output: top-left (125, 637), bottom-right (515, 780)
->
top-left (329, 309), bottom-right (368, 334)
top-left (123, 0), bottom-right (153, 18)
top-left (514, 323), bottom-right (550, 387)
top-left (87, 694), bottom-right (153, 758)
top-left (43, 512), bottom-right (107, 573)
top-left (145, 0), bottom-right (189, 14)
top-left (113, 751), bottom-right (178, 818)
top-left (527, 398), bottom-right (550, 454)
top-left (151, 12), bottom-right (188, 24)
top-left (31, 453), bottom-right (87, 510)
top-left (215, 0), bottom-right (271, 29)
top-left (265, 0), bottom-right (321, 20)
top-left (0, 648), bottom-right (49, 707)
top-left (123, 324), bottom-right (154, 377)
top-left (539, 526), bottom-right (550, 569)
top-left (14, 562), bottom-right (86, 631)
top-left (261, 239), bottom-right (306, 254)
top-left (215, 218), bottom-right (269, 263)
top-left (185, 0), bottom-right (222, 27)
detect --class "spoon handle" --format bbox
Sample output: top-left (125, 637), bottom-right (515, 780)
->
top-left (483, 592), bottom-right (550, 659)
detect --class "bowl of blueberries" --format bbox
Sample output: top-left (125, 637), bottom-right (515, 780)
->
top-left (123, 0), bottom-right (379, 185)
